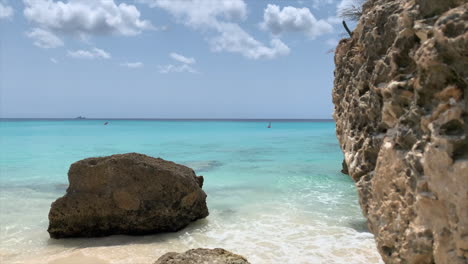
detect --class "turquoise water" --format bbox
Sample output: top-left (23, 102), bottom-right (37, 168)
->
top-left (0, 120), bottom-right (382, 264)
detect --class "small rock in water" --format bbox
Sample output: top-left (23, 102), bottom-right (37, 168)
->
top-left (154, 248), bottom-right (250, 264)
top-left (48, 153), bottom-right (209, 238)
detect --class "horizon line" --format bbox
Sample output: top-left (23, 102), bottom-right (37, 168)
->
top-left (0, 117), bottom-right (334, 122)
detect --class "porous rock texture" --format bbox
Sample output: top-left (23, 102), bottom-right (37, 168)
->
top-left (48, 153), bottom-right (208, 238)
top-left (154, 248), bottom-right (250, 264)
top-left (333, 0), bottom-right (467, 263)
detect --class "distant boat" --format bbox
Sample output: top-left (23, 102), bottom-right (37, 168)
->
top-left (75, 116), bottom-right (86, 120)
top-left (104, 122), bottom-right (109, 125)
top-left (267, 122), bottom-right (271, 128)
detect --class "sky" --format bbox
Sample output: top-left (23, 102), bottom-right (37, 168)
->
top-left (0, 0), bottom-right (355, 119)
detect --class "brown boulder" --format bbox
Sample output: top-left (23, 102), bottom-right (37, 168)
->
top-left (48, 153), bottom-right (208, 238)
top-left (154, 248), bottom-right (250, 264)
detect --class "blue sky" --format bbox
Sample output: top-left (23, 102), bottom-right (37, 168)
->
top-left (0, 0), bottom-right (353, 119)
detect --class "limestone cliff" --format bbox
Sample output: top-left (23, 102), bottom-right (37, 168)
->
top-left (332, 0), bottom-right (467, 263)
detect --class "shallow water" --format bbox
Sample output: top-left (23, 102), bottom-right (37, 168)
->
top-left (0, 120), bottom-right (383, 264)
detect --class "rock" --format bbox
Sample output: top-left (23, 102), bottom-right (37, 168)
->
top-left (333, 1), bottom-right (467, 263)
top-left (341, 159), bottom-right (349, 175)
top-left (154, 248), bottom-right (250, 264)
top-left (48, 153), bottom-right (209, 238)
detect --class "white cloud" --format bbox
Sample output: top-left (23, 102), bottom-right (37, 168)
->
top-left (140, 0), bottom-right (289, 60)
top-left (211, 23), bottom-right (290, 59)
top-left (23, 0), bottom-right (153, 48)
top-left (0, 2), bottom-right (13, 20)
top-left (50, 58), bottom-right (58, 64)
top-left (170, 52), bottom-right (195, 65)
top-left (260, 4), bottom-right (333, 39)
top-left (26, 28), bottom-right (64, 48)
top-left (67, 48), bottom-right (111, 59)
top-left (159, 52), bottom-right (198, 74)
top-left (120, 62), bottom-right (144, 68)
top-left (158, 64), bottom-right (197, 74)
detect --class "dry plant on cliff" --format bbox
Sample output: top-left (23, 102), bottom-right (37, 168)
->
top-left (339, 0), bottom-right (365, 22)
top-left (327, 0), bottom-right (366, 52)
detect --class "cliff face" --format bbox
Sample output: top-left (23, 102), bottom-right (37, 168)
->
top-left (333, 1), bottom-right (467, 263)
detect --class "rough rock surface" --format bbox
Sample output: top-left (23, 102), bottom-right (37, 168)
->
top-left (48, 153), bottom-right (208, 238)
top-left (333, 0), bottom-right (467, 263)
top-left (154, 248), bottom-right (250, 264)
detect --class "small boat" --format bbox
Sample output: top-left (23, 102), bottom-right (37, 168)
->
top-left (74, 116), bottom-right (86, 120)
top-left (267, 122), bottom-right (271, 128)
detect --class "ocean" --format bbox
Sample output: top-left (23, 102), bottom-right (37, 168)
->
top-left (0, 120), bottom-right (383, 264)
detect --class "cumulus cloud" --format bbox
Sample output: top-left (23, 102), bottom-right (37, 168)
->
top-left (140, 0), bottom-right (289, 60)
top-left (120, 62), bottom-right (144, 68)
top-left (0, 2), bottom-right (13, 20)
top-left (260, 4), bottom-right (333, 39)
top-left (23, 0), bottom-right (153, 36)
top-left (170, 53), bottom-right (195, 65)
top-left (158, 52), bottom-right (198, 74)
top-left (211, 23), bottom-right (290, 59)
top-left (67, 48), bottom-right (111, 59)
top-left (23, 0), bottom-right (153, 48)
top-left (209, 23), bottom-right (290, 59)
top-left (26, 28), bottom-right (64, 48)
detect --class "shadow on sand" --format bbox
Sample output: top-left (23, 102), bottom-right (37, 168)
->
top-left (46, 218), bottom-right (209, 249)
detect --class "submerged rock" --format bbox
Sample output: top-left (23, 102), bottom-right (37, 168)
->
top-left (48, 153), bottom-right (208, 238)
top-left (333, 0), bottom-right (467, 263)
top-left (154, 248), bottom-right (250, 264)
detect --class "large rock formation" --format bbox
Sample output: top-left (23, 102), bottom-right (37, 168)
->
top-left (48, 153), bottom-right (208, 238)
top-left (154, 248), bottom-right (250, 264)
top-left (333, 0), bottom-right (467, 263)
